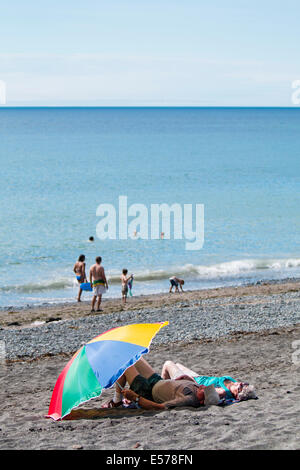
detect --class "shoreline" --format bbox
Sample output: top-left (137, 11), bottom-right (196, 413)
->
top-left (1, 277), bottom-right (300, 328)
top-left (1, 276), bottom-right (300, 361)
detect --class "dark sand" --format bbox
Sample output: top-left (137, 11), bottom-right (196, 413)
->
top-left (1, 280), bottom-right (300, 449)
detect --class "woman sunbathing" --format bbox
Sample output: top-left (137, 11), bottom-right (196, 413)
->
top-left (161, 360), bottom-right (257, 401)
top-left (101, 357), bottom-right (220, 410)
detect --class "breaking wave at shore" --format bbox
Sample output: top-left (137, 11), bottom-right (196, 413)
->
top-left (1, 257), bottom-right (300, 294)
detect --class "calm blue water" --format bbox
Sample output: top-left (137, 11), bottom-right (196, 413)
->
top-left (0, 107), bottom-right (300, 308)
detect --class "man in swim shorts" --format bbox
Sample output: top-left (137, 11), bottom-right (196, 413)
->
top-left (89, 256), bottom-right (108, 312)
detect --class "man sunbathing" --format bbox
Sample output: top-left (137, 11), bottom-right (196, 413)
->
top-left (101, 357), bottom-right (220, 410)
top-left (161, 360), bottom-right (257, 401)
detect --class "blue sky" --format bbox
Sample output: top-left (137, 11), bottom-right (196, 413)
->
top-left (0, 0), bottom-right (299, 106)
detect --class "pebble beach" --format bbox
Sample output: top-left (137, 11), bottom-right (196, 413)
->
top-left (1, 279), bottom-right (300, 450)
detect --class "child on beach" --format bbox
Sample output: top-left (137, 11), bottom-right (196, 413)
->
top-left (121, 269), bottom-right (133, 304)
top-left (169, 276), bottom-right (184, 293)
top-left (73, 254), bottom-right (87, 302)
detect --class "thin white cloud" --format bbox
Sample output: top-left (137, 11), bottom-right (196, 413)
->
top-left (0, 52), bottom-right (296, 105)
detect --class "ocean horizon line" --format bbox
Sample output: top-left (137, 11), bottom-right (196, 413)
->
top-left (1, 105), bottom-right (300, 110)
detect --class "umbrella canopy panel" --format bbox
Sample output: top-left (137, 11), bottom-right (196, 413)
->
top-left (47, 321), bottom-right (168, 420)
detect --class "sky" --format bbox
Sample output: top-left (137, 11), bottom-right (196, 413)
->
top-left (0, 0), bottom-right (300, 106)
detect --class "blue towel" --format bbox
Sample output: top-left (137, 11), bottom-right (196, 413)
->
top-left (80, 282), bottom-right (93, 292)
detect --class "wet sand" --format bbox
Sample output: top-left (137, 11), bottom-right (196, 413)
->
top-left (2, 278), bottom-right (300, 328)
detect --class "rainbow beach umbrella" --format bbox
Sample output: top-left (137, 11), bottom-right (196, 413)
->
top-left (46, 321), bottom-right (168, 420)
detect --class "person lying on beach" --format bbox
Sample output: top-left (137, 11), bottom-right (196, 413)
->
top-left (169, 276), bottom-right (184, 293)
top-left (161, 360), bottom-right (257, 401)
top-left (101, 357), bottom-right (220, 410)
top-left (89, 256), bottom-right (108, 313)
top-left (121, 269), bottom-right (133, 304)
top-left (73, 254), bottom-right (87, 302)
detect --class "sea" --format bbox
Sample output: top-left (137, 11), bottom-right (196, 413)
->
top-left (0, 107), bottom-right (299, 308)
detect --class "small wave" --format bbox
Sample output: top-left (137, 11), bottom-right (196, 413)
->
top-left (106, 257), bottom-right (300, 283)
top-left (1, 257), bottom-right (300, 293)
top-left (181, 258), bottom-right (300, 279)
top-left (107, 269), bottom-right (175, 284)
top-left (0, 278), bottom-right (75, 293)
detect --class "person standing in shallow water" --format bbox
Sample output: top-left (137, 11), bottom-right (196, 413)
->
top-left (89, 256), bottom-right (108, 312)
top-left (73, 254), bottom-right (87, 302)
top-left (120, 269), bottom-right (133, 304)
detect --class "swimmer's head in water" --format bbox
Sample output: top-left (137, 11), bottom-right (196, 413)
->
top-left (89, 236), bottom-right (94, 241)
